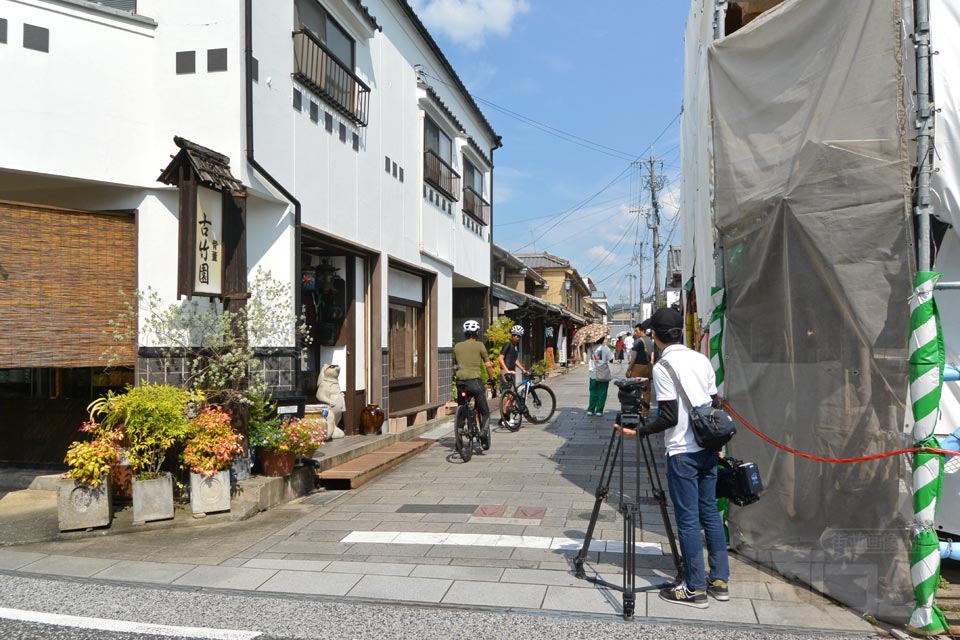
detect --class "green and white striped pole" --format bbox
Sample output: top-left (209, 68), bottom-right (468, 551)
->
top-left (908, 271), bottom-right (949, 636)
top-left (709, 286), bottom-right (731, 537)
top-left (709, 286), bottom-right (726, 392)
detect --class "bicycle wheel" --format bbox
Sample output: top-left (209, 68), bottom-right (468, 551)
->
top-left (499, 391), bottom-right (522, 432)
top-left (454, 406), bottom-right (467, 459)
top-left (460, 405), bottom-right (475, 462)
top-left (524, 384), bottom-right (557, 423)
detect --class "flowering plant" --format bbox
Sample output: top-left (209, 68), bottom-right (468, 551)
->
top-left (63, 421), bottom-right (123, 488)
top-left (248, 416), bottom-right (325, 456)
top-left (182, 406), bottom-right (245, 478)
top-left (282, 417), bottom-right (326, 457)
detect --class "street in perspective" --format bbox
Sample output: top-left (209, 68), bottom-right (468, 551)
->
top-left (2, 0), bottom-right (960, 639)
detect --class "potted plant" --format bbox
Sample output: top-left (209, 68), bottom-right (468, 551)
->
top-left (57, 421), bottom-right (122, 531)
top-left (249, 416), bottom-right (325, 476)
top-left (88, 383), bottom-right (201, 523)
top-left (183, 405), bottom-right (244, 517)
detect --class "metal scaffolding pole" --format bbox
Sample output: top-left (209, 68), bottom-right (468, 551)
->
top-left (915, 0), bottom-right (934, 271)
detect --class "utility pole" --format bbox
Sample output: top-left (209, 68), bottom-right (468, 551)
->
top-left (647, 152), bottom-right (663, 309)
top-left (626, 274), bottom-right (636, 324)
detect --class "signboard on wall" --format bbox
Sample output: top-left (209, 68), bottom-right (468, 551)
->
top-left (194, 187), bottom-right (223, 296)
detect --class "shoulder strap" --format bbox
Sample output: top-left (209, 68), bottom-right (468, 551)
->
top-left (659, 359), bottom-right (694, 410)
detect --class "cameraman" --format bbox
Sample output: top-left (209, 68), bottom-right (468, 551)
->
top-left (615, 307), bottom-right (729, 609)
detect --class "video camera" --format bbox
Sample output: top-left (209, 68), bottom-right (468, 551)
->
top-left (614, 377), bottom-right (648, 429)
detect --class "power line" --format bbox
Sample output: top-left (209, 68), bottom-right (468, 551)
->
top-left (493, 195), bottom-right (627, 227)
top-left (418, 69), bottom-right (681, 163)
top-left (508, 165), bottom-right (636, 252)
top-left (581, 215), bottom-right (639, 275)
top-left (473, 96), bottom-right (641, 161)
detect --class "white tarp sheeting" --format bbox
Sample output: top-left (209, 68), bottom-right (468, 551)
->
top-left (680, 1), bottom-right (719, 321)
top-left (709, 0), bottom-right (914, 620)
top-left (930, 0), bottom-right (960, 535)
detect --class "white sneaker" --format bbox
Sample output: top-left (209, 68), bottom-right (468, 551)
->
top-left (587, 411), bottom-right (595, 416)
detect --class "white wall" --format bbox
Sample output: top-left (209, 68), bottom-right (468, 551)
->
top-left (2, 0), bottom-right (495, 357)
top-left (0, 0), bottom-right (157, 185)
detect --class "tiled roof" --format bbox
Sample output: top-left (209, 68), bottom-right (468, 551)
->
top-left (396, 0), bottom-right (501, 147)
top-left (158, 136), bottom-right (242, 192)
top-left (349, 0), bottom-right (381, 31)
top-left (514, 252), bottom-right (570, 270)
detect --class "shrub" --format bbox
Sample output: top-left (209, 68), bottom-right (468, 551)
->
top-left (183, 406), bottom-right (245, 478)
top-left (88, 383), bottom-right (203, 478)
top-left (63, 421), bottom-right (123, 488)
top-left (484, 316), bottom-right (516, 381)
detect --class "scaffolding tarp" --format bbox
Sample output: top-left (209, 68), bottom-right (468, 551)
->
top-left (709, 0), bottom-right (914, 620)
top-left (931, 0), bottom-right (960, 537)
top-left (679, 0), bottom-right (719, 318)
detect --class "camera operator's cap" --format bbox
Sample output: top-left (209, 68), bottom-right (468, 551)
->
top-left (640, 307), bottom-right (683, 335)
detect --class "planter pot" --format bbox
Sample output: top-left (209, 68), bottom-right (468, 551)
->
top-left (57, 476), bottom-right (111, 532)
top-left (132, 473), bottom-right (174, 523)
top-left (259, 448), bottom-right (296, 476)
top-left (190, 470), bottom-right (231, 516)
top-left (229, 453), bottom-right (251, 484)
top-left (109, 462), bottom-right (133, 501)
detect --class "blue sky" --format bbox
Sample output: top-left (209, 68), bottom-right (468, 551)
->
top-left (410, 0), bottom-right (690, 307)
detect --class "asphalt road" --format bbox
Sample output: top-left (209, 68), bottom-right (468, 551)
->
top-left (0, 572), bottom-right (874, 640)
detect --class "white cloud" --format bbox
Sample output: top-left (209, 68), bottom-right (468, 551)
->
top-left (409, 0), bottom-right (530, 50)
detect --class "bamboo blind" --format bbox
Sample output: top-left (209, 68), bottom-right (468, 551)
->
top-left (0, 201), bottom-right (137, 368)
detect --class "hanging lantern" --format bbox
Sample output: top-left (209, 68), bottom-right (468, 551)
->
top-left (316, 259), bottom-right (339, 292)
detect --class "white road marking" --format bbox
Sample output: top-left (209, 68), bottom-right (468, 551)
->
top-left (339, 531), bottom-right (663, 554)
top-left (0, 606), bottom-right (261, 639)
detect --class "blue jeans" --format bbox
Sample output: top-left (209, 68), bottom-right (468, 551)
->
top-left (667, 450), bottom-right (730, 591)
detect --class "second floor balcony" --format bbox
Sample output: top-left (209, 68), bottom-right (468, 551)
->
top-left (462, 185), bottom-right (490, 226)
top-left (293, 27), bottom-right (370, 127)
top-left (424, 149), bottom-right (460, 201)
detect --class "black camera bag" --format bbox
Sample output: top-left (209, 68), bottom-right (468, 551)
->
top-left (717, 456), bottom-right (763, 506)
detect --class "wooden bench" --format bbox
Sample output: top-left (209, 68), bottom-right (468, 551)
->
top-left (317, 438), bottom-right (433, 489)
top-left (387, 400), bottom-right (446, 428)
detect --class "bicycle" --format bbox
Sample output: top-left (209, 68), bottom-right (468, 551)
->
top-left (498, 372), bottom-right (557, 431)
top-left (454, 381), bottom-right (492, 462)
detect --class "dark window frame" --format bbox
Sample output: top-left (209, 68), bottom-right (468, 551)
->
top-left (296, 0), bottom-right (355, 69)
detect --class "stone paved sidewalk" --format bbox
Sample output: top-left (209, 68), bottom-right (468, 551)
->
top-left (1, 363), bottom-right (880, 634)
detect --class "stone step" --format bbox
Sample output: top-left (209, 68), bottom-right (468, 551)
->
top-left (318, 438), bottom-right (433, 489)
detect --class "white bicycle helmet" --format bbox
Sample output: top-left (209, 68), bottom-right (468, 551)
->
top-left (509, 325), bottom-right (525, 336)
top-left (463, 320), bottom-right (481, 333)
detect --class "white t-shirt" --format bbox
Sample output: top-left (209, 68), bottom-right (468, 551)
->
top-left (652, 343), bottom-right (717, 456)
top-left (588, 344), bottom-right (614, 380)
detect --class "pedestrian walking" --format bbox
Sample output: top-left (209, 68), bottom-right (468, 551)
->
top-left (614, 336), bottom-right (625, 363)
top-left (615, 308), bottom-right (730, 609)
top-left (586, 336), bottom-right (614, 416)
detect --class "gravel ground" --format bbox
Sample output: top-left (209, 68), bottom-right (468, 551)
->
top-left (0, 572), bottom-right (878, 640)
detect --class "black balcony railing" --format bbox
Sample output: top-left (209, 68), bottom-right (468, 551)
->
top-left (424, 149), bottom-right (460, 201)
top-left (462, 185), bottom-right (490, 226)
top-left (293, 27), bottom-right (370, 127)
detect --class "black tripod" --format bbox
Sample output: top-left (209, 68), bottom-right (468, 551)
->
top-left (573, 409), bottom-right (684, 620)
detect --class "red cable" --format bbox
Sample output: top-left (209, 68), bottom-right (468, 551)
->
top-left (722, 401), bottom-right (960, 463)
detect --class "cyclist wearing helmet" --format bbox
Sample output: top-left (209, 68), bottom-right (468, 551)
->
top-left (498, 325), bottom-right (527, 427)
top-left (454, 320), bottom-right (496, 445)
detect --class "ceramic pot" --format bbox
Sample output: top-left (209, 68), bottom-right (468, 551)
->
top-left (359, 404), bottom-right (385, 435)
top-left (259, 448), bottom-right (296, 476)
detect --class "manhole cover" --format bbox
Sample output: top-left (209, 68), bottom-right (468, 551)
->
top-left (303, 491), bottom-right (346, 505)
top-left (396, 504), bottom-right (478, 514)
